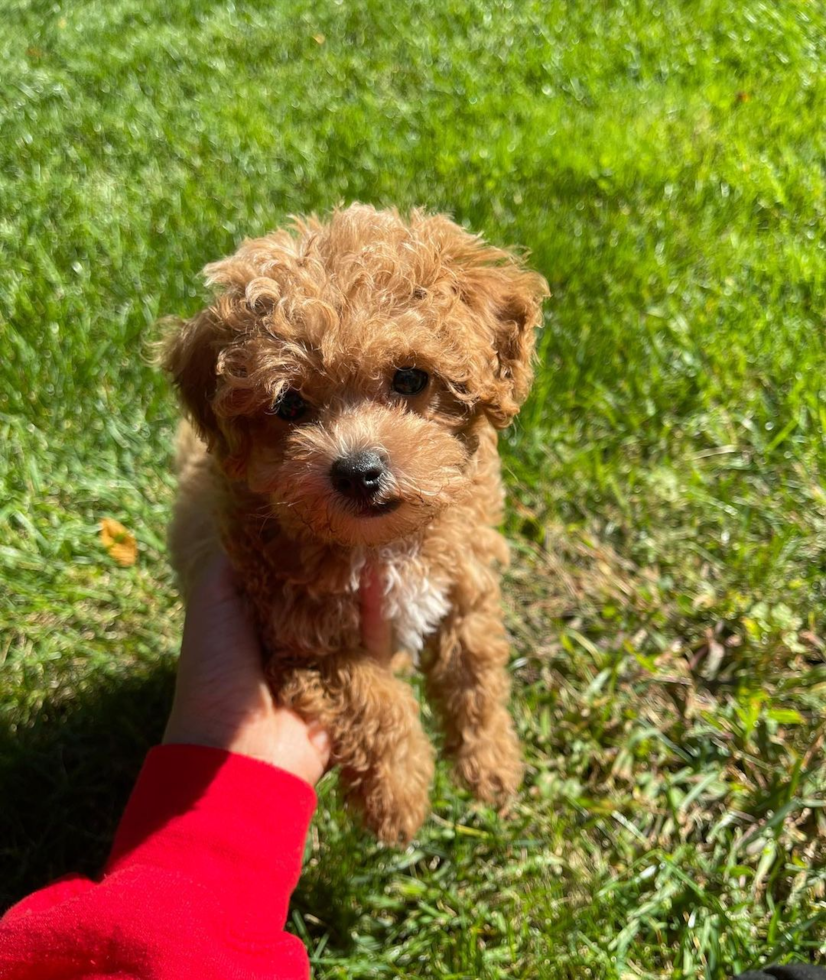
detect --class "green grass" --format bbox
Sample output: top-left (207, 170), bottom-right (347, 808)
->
top-left (2, 0), bottom-right (826, 976)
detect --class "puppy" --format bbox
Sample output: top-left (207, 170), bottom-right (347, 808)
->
top-left (163, 204), bottom-right (548, 843)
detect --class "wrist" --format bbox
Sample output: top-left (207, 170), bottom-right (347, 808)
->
top-left (163, 706), bottom-right (330, 786)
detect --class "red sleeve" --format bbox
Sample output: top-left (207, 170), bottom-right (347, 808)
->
top-left (0, 744), bottom-right (317, 980)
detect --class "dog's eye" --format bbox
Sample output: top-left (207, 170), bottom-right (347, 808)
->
top-left (392, 368), bottom-right (429, 396)
top-left (273, 389), bottom-right (308, 421)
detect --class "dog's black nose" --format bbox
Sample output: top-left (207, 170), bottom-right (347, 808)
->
top-left (330, 451), bottom-right (387, 500)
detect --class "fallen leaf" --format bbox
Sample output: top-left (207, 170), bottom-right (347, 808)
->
top-left (100, 518), bottom-right (137, 567)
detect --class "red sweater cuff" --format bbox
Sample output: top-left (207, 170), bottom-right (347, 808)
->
top-left (105, 744), bottom-right (316, 940)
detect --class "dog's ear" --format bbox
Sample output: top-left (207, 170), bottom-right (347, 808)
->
top-left (162, 307), bottom-right (229, 444)
top-left (457, 261), bottom-right (548, 428)
top-left (425, 214), bottom-right (548, 428)
top-left (161, 304), bottom-right (260, 481)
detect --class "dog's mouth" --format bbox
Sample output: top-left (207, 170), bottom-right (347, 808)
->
top-left (353, 497), bottom-right (402, 519)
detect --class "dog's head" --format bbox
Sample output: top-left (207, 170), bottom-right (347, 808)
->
top-left (163, 205), bottom-right (548, 547)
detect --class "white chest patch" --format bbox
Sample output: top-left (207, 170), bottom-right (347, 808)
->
top-left (350, 543), bottom-right (451, 662)
top-left (383, 562), bottom-right (451, 660)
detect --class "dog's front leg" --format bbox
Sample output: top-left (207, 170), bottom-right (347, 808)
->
top-left (424, 564), bottom-right (524, 803)
top-left (273, 654), bottom-right (434, 845)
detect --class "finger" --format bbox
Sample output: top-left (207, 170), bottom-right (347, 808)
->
top-left (269, 708), bottom-right (332, 784)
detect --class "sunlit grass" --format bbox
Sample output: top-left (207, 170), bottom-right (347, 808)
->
top-left (2, 1), bottom-right (826, 976)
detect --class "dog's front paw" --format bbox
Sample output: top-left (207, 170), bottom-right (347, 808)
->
top-left (351, 750), bottom-right (435, 845)
top-left (454, 728), bottom-right (524, 804)
top-left (364, 783), bottom-right (431, 845)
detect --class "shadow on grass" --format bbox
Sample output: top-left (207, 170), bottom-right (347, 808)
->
top-left (0, 661), bottom-right (364, 959)
top-left (0, 663), bottom-right (175, 911)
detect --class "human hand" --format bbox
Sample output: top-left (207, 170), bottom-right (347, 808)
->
top-left (163, 553), bottom-right (330, 786)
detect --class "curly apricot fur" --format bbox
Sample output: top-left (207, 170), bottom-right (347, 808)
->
top-left (164, 204), bottom-right (548, 843)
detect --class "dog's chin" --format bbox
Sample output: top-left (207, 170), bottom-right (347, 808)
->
top-left (275, 493), bottom-right (436, 548)
top-left (338, 514), bottom-right (410, 548)
top-left (327, 497), bottom-right (425, 548)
